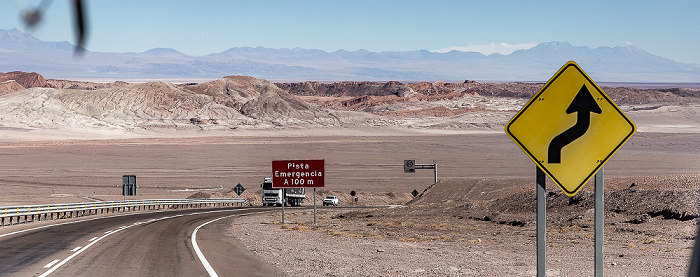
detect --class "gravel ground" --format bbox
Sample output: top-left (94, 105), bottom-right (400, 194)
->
top-left (227, 207), bottom-right (696, 277)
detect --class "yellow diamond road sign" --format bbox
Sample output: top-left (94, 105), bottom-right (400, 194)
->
top-left (506, 61), bottom-right (636, 196)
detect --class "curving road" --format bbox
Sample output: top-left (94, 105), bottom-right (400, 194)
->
top-left (0, 207), bottom-right (283, 276)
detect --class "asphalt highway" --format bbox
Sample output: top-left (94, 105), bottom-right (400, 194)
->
top-left (0, 207), bottom-right (283, 276)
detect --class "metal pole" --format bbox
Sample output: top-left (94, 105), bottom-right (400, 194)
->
top-left (537, 167), bottom-right (546, 277)
top-left (313, 188), bottom-right (317, 225)
top-left (282, 193), bottom-right (285, 224)
top-left (434, 162), bottom-right (438, 184)
top-left (689, 201), bottom-right (700, 276)
top-left (595, 167), bottom-right (604, 277)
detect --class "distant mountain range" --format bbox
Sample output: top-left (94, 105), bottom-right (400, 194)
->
top-left (1, 28), bottom-right (699, 83)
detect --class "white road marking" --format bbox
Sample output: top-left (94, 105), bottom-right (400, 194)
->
top-left (0, 209), bottom-right (178, 239)
top-left (44, 260), bottom-right (60, 268)
top-left (37, 208), bottom-right (254, 277)
top-left (191, 210), bottom-right (266, 277)
top-left (71, 247), bottom-right (81, 252)
top-left (192, 217), bottom-right (227, 277)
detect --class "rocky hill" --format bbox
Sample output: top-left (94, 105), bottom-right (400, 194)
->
top-left (0, 73), bottom-right (345, 134)
top-left (0, 71), bottom-right (47, 90)
top-left (1, 71), bottom-right (699, 138)
top-left (278, 80), bottom-right (700, 113)
top-left (0, 79), bottom-right (25, 95)
top-left (183, 76), bottom-right (333, 122)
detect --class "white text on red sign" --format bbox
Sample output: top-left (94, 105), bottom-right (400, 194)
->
top-left (271, 159), bottom-right (325, 188)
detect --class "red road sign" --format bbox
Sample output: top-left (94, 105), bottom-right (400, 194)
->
top-left (271, 159), bottom-right (325, 188)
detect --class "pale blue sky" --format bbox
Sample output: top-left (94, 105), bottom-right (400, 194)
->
top-left (2, 0), bottom-right (699, 64)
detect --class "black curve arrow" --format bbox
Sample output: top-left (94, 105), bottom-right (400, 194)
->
top-left (548, 85), bottom-right (602, 163)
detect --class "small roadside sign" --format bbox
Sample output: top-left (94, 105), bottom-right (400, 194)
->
top-left (505, 61), bottom-right (636, 196)
top-left (234, 183), bottom-right (245, 196)
top-left (122, 175), bottom-right (137, 196)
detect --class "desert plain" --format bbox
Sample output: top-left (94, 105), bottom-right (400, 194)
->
top-left (1, 71), bottom-right (700, 276)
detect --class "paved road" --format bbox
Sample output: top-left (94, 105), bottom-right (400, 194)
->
top-left (0, 207), bottom-right (282, 276)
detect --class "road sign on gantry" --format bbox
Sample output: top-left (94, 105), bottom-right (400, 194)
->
top-left (505, 61), bottom-right (636, 196)
top-left (404, 160), bottom-right (416, 173)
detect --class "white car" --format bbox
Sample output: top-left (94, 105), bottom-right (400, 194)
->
top-left (323, 195), bottom-right (338, 206)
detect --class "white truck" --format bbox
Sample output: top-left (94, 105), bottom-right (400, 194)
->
top-left (261, 177), bottom-right (305, 206)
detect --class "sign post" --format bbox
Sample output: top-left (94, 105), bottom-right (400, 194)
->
top-left (595, 168), bottom-right (604, 276)
top-left (313, 188), bottom-right (316, 225)
top-left (506, 61), bottom-right (635, 276)
top-left (271, 159), bottom-right (325, 225)
top-left (350, 190), bottom-right (357, 205)
top-left (234, 183), bottom-right (245, 196)
top-left (122, 175), bottom-right (137, 200)
top-left (536, 167), bottom-right (546, 276)
top-left (404, 160), bottom-right (438, 184)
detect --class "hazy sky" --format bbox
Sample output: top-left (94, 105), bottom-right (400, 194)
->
top-left (2, 0), bottom-right (699, 64)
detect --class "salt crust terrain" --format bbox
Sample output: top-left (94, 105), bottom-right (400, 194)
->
top-left (1, 71), bottom-right (700, 276)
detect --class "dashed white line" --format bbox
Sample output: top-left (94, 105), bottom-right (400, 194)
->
top-left (88, 237), bottom-right (98, 242)
top-left (71, 247), bottom-right (81, 252)
top-left (44, 260), bottom-right (60, 269)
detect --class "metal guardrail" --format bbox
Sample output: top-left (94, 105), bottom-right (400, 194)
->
top-left (0, 198), bottom-right (249, 227)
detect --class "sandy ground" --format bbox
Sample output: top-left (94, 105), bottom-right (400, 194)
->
top-left (0, 130), bottom-right (697, 203)
top-left (0, 129), bottom-right (698, 276)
